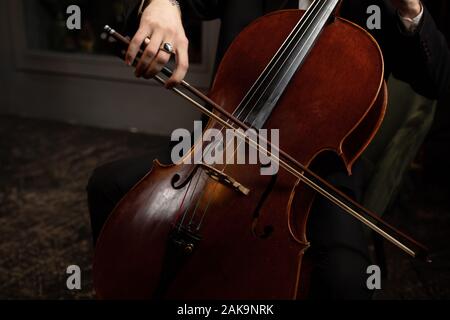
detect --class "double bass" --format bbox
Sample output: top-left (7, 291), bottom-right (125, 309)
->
top-left (94, 0), bottom-right (430, 299)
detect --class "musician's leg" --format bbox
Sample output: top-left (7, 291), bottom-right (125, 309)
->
top-left (86, 145), bottom-right (172, 245)
top-left (307, 160), bottom-right (374, 300)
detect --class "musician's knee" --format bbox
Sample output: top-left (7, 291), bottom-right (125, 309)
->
top-left (87, 162), bottom-right (127, 244)
top-left (87, 163), bottom-right (122, 204)
top-left (310, 247), bottom-right (373, 300)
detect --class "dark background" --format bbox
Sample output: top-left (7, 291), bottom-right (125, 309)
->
top-left (423, 0), bottom-right (450, 183)
top-left (0, 0), bottom-right (449, 299)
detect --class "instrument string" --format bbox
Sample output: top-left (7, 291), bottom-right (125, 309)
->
top-left (229, 0), bottom-right (325, 121)
top-left (177, 168), bottom-right (206, 231)
top-left (179, 1), bottom-right (326, 228)
top-left (105, 0), bottom-right (326, 231)
top-left (235, 0), bottom-right (333, 123)
top-left (105, 17), bottom-right (427, 259)
top-left (218, 0), bottom-right (329, 173)
top-left (194, 0), bottom-right (330, 229)
top-left (153, 74), bottom-right (429, 259)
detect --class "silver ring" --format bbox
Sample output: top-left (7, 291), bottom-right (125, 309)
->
top-left (160, 42), bottom-right (175, 55)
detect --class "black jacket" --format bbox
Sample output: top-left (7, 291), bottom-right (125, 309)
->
top-left (123, 0), bottom-right (450, 99)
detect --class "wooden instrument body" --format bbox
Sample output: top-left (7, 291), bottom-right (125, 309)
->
top-left (93, 10), bottom-right (387, 299)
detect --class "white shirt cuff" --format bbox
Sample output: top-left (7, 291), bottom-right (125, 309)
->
top-left (398, 3), bottom-right (424, 33)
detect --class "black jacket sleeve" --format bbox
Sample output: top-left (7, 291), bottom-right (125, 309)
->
top-left (389, 6), bottom-right (450, 99)
top-left (120, 0), bottom-right (450, 100)
top-left (341, 0), bottom-right (450, 100)
top-left (121, 0), bottom-right (221, 35)
top-left (179, 0), bottom-right (221, 20)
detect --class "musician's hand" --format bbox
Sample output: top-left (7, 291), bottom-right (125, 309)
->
top-left (390, 0), bottom-right (422, 19)
top-left (126, 0), bottom-right (189, 88)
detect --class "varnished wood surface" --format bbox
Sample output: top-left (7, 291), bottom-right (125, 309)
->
top-left (94, 10), bottom-right (386, 299)
top-left (0, 115), bottom-right (449, 299)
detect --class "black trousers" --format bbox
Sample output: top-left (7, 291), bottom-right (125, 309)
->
top-left (87, 145), bottom-right (373, 300)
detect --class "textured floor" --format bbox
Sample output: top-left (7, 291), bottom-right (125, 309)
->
top-left (372, 180), bottom-right (450, 299)
top-left (0, 115), bottom-right (167, 299)
top-left (0, 115), bottom-right (449, 299)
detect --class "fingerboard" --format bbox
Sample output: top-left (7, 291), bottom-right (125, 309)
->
top-left (234, 0), bottom-right (340, 129)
